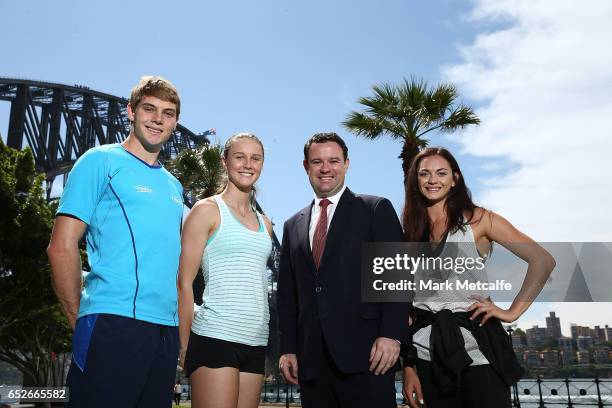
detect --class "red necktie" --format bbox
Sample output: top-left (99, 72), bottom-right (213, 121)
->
top-left (312, 198), bottom-right (331, 269)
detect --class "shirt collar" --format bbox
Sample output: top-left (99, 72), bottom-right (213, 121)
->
top-left (314, 184), bottom-right (346, 211)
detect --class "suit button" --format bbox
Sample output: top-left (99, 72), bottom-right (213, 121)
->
top-left (315, 286), bottom-right (323, 293)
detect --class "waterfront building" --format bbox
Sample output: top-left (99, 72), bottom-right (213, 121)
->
top-left (571, 324), bottom-right (592, 340)
top-left (593, 326), bottom-right (606, 344)
top-left (524, 349), bottom-right (541, 366)
top-left (558, 337), bottom-right (574, 365)
top-left (541, 350), bottom-right (560, 367)
top-left (576, 350), bottom-right (591, 364)
top-left (594, 347), bottom-right (609, 364)
top-left (512, 334), bottom-right (525, 350)
top-left (526, 325), bottom-right (548, 348)
top-left (605, 325), bottom-right (612, 342)
top-left (577, 336), bottom-right (594, 351)
top-left (546, 311), bottom-right (562, 339)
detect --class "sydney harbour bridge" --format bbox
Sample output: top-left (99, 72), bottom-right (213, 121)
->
top-left (0, 77), bottom-right (206, 197)
top-left (0, 77), bottom-right (281, 375)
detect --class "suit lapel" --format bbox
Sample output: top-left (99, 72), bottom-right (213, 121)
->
top-left (318, 188), bottom-right (355, 270)
top-left (297, 201), bottom-right (316, 271)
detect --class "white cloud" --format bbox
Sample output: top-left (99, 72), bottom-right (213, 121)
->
top-left (444, 0), bottom-right (612, 330)
top-left (444, 0), bottom-right (612, 242)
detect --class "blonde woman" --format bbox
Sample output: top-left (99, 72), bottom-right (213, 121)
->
top-left (178, 133), bottom-right (273, 408)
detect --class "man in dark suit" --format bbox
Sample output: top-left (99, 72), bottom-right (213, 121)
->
top-left (278, 132), bottom-right (409, 408)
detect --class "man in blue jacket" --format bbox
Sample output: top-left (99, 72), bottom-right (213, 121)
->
top-left (48, 76), bottom-right (184, 408)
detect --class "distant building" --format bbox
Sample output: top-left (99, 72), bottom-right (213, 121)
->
top-left (561, 350), bottom-right (575, 365)
top-left (524, 349), bottom-right (541, 366)
top-left (570, 324), bottom-right (578, 340)
top-left (541, 350), bottom-right (560, 367)
top-left (512, 334), bottom-right (525, 351)
top-left (593, 326), bottom-right (606, 344)
top-left (576, 350), bottom-right (591, 364)
top-left (559, 337), bottom-right (574, 365)
top-left (571, 324), bottom-right (592, 340)
top-left (526, 325), bottom-right (548, 348)
top-left (594, 347), bottom-right (609, 364)
top-left (546, 312), bottom-right (562, 339)
top-left (605, 325), bottom-right (612, 342)
top-left (577, 336), bottom-right (594, 351)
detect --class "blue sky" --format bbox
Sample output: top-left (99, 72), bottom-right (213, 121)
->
top-left (1, 0), bottom-right (611, 335)
top-left (0, 0), bottom-right (481, 220)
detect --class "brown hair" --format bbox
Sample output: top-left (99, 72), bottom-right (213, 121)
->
top-left (129, 76), bottom-right (180, 117)
top-left (402, 147), bottom-right (478, 242)
top-left (303, 132), bottom-right (348, 161)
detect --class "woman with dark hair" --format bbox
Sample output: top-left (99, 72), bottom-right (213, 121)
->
top-left (177, 133), bottom-right (274, 408)
top-left (401, 147), bottom-right (555, 408)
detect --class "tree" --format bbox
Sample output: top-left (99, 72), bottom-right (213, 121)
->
top-left (514, 328), bottom-right (528, 345)
top-left (343, 77), bottom-right (480, 185)
top-left (0, 139), bottom-right (72, 395)
top-left (166, 142), bottom-right (225, 207)
top-left (166, 142), bottom-right (225, 307)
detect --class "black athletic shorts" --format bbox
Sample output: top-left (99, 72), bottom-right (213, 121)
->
top-left (184, 332), bottom-right (266, 376)
top-left (66, 313), bottom-right (179, 408)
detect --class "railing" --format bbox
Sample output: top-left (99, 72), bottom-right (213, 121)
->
top-left (260, 380), bottom-right (298, 405)
top-left (257, 379), bottom-right (612, 407)
top-left (172, 326), bottom-right (612, 406)
top-left (504, 326), bottom-right (612, 407)
top-left (511, 378), bottom-right (612, 407)
top-left (169, 378), bottom-right (612, 407)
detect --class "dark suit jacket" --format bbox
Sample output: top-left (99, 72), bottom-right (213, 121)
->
top-left (278, 188), bottom-right (410, 381)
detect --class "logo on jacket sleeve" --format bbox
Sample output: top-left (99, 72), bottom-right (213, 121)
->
top-left (135, 185), bottom-right (153, 193)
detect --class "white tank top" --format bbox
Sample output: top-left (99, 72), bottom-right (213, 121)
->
top-left (412, 221), bottom-right (490, 365)
top-left (191, 195), bottom-right (272, 346)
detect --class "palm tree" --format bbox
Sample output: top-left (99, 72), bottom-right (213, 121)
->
top-left (166, 142), bottom-right (225, 207)
top-left (343, 78), bottom-right (480, 186)
top-left (166, 142), bottom-right (225, 308)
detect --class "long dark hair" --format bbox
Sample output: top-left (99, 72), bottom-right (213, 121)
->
top-left (402, 147), bottom-right (478, 242)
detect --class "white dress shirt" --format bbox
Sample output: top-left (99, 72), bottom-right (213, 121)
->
top-left (308, 185), bottom-right (346, 249)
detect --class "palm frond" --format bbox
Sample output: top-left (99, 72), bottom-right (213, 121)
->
top-left (344, 77), bottom-right (480, 179)
top-left (425, 83), bottom-right (458, 121)
top-left (440, 105), bottom-right (481, 131)
top-left (342, 112), bottom-right (384, 139)
top-left (167, 142), bottom-right (224, 205)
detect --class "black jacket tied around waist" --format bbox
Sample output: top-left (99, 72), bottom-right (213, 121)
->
top-left (401, 308), bottom-right (523, 393)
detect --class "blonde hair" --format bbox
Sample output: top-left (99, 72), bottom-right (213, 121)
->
top-left (223, 132), bottom-right (264, 159)
top-left (219, 133), bottom-right (265, 209)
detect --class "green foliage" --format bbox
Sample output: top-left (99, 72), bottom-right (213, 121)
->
top-left (343, 77), bottom-right (480, 181)
top-left (514, 328), bottom-right (527, 343)
top-left (0, 139), bottom-right (71, 387)
top-left (166, 142), bottom-right (225, 206)
top-left (166, 142), bottom-right (226, 305)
